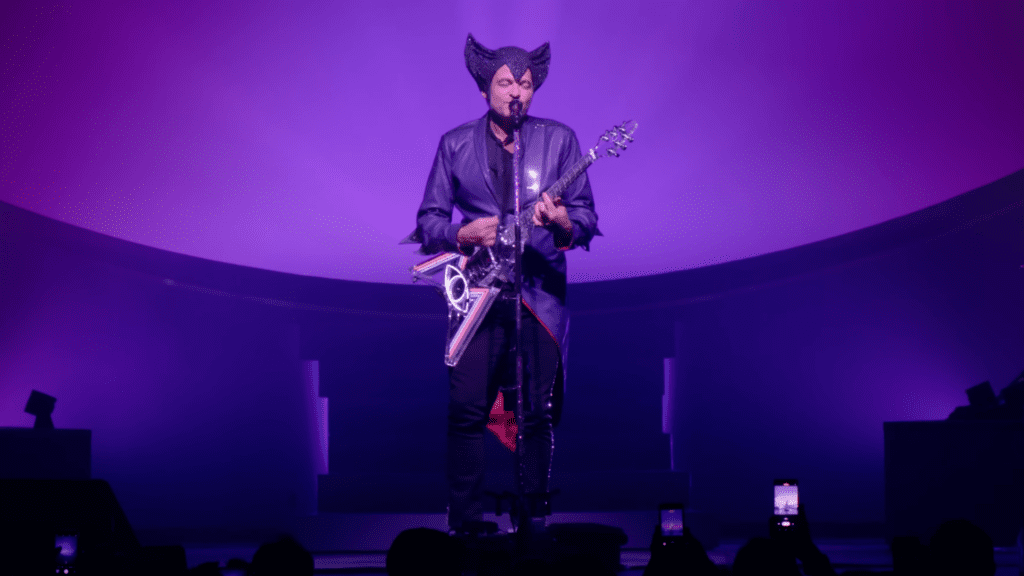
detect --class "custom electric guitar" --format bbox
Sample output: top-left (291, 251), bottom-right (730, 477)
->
top-left (411, 120), bottom-right (637, 366)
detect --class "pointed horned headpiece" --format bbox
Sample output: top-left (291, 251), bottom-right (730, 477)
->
top-left (464, 33), bottom-right (550, 93)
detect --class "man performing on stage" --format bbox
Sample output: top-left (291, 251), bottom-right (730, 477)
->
top-left (408, 34), bottom-right (599, 533)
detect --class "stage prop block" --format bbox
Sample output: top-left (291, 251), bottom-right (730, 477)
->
top-left (884, 420), bottom-right (1024, 546)
top-left (0, 427), bottom-right (91, 479)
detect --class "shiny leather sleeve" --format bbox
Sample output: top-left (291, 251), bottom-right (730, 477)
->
top-left (415, 135), bottom-right (465, 255)
top-left (557, 128), bottom-right (599, 251)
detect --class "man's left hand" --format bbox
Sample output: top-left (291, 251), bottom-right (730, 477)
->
top-left (533, 192), bottom-right (573, 233)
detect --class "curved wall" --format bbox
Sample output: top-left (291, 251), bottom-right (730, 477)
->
top-left (0, 169), bottom-right (1021, 535)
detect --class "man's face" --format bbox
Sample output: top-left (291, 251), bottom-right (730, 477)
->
top-left (482, 65), bottom-right (534, 118)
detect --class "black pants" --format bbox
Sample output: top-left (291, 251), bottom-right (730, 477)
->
top-left (447, 299), bottom-right (561, 529)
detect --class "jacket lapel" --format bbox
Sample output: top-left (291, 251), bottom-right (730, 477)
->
top-left (473, 114), bottom-right (547, 211)
top-left (519, 118), bottom-right (542, 207)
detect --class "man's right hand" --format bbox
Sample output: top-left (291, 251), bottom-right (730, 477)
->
top-left (457, 216), bottom-right (499, 247)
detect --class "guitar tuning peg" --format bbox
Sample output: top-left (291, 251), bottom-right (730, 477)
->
top-left (607, 149), bottom-right (620, 157)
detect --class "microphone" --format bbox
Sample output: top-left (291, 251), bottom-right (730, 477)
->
top-left (509, 99), bottom-right (523, 125)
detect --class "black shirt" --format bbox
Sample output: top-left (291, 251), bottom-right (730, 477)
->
top-left (485, 124), bottom-right (516, 215)
top-left (485, 121), bottom-right (574, 249)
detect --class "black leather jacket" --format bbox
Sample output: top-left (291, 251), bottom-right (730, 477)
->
top-left (411, 113), bottom-right (599, 364)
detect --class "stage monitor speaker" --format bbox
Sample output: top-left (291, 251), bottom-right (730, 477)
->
top-left (0, 427), bottom-right (91, 479)
top-left (884, 420), bottom-right (1024, 546)
top-left (0, 478), bottom-right (141, 575)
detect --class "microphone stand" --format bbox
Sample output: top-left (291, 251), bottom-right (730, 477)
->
top-left (508, 100), bottom-right (533, 544)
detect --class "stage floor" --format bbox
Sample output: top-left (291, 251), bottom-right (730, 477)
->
top-left (169, 512), bottom-right (1023, 575)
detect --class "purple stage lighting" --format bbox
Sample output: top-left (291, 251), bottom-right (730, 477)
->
top-left (1, 0), bottom-right (1022, 285)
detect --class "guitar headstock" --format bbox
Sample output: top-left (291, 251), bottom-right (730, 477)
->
top-left (592, 120), bottom-right (638, 159)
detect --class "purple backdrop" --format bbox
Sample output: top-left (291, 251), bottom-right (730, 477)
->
top-left (3, 0), bottom-right (1022, 283)
top-left (1, 0), bottom-right (1023, 541)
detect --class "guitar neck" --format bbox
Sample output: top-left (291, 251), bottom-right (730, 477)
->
top-left (517, 149), bottom-right (596, 231)
top-left (544, 150), bottom-right (596, 201)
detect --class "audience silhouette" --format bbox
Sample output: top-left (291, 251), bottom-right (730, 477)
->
top-left (374, 512), bottom-right (1008, 576)
top-left (732, 537), bottom-right (801, 576)
top-left (642, 525), bottom-right (718, 576)
top-left (386, 527), bottom-right (465, 576)
top-left (247, 535), bottom-right (314, 576)
top-left (165, 505), bottom-right (1009, 575)
top-left (926, 518), bottom-right (997, 576)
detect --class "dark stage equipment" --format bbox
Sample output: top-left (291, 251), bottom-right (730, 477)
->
top-left (997, 369), bottom-right (1024, 420)
top-left (966, 381), bottom-right (998, 410)
top-left (899, 371), bottom-right (1024, 545)
top-left (948, 372), bottom-right (1024, 420)
top-left (25, 389), bottom-right (57, 429)
top-left (4, 390), bottom-right (92, 480)
top-left (0, 479), bottom-right (142, 575)
top-left (0, 427), bottom-right (91, 480)
top-left (884, 420), bottom-right (1024, 546)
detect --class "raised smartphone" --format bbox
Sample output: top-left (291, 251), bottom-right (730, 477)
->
top-left (773, 479), bottom-right (798, 516)
top-left (55, 533), bottom-right (78, 574)
top-left (659, 503), bottom-right (684, 537)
